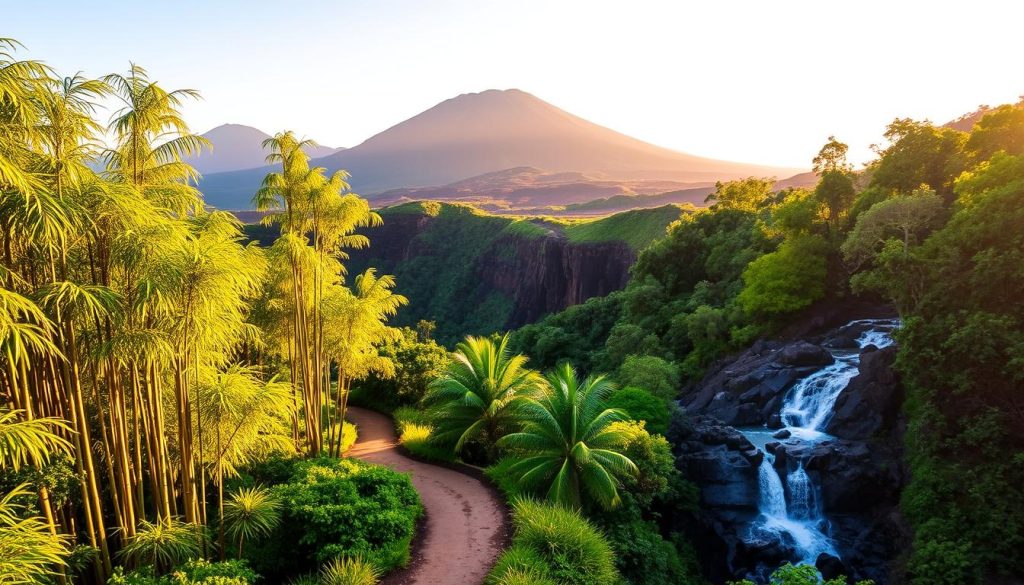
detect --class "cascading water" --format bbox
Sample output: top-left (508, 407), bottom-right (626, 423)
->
top-left (740, 318), bottom-right (899, 574)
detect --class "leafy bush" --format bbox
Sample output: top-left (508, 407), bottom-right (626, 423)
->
top-left (352, 328), bottom-right (450, 412)
top-left (487, 499), bottom-right (619, 585)
top-left (246, 458), bottom-right (422, 581)
top-left (108, 560), bottom-right (258, 585)
top-left (737, 233), bottom-right (828, 318)
top-left (601, 519), bottom-right (702, 585)
top-left (606, 387), bottom-right (670, 435)
top-left (728, 562), bottom-right (872, 585)
top-left (615, 355), bottom-right (679, 401)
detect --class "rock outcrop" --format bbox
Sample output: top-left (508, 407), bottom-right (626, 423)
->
top-left (476, 233), bottom-right (633, 326)
top-left (827, 346), bottom-right (901, 440)
top-left (681, 340), bottom-right (832, 427)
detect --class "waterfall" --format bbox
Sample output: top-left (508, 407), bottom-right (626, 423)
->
top-left (741, 318), bottom-right (898, 573)
top-left (787, 464), bottom-right (818, 521)
top-left (759, 455), bottom-right (787, 519)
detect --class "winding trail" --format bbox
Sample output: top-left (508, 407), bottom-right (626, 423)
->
top-left (345, 407), bottom-right (508, 585)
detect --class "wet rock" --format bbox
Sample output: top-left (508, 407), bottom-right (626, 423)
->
top-left (816, 552), bottom-right (847, 581)
top-left (826, 346), bottom-right (901, 440)
top-left (673, 416), bottom-right (761, 510)
top-left (777, 341), bottom-right (835, 366)
top-left (766, 413), bottom-right (783, 429)
top-left (772, 428), bottom-right (791, 439)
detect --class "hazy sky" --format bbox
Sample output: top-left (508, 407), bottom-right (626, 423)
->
top-left (5, 0), bottom-right (1020, 169)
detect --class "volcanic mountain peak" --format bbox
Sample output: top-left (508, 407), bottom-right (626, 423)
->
top-left (189, 123), bottom-right (342, 175)
top-left (199, 89), bottom-right (806, 209)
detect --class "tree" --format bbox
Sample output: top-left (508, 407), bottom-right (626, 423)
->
top-left (704, 177), bottom-right (775, 212)
top-left (728, 562), bottom-right (872, 585)
top-left (356, 327), bottom-right (450, 410)
top-left (869, 118), bottom-right (966, 199)
top-left (322, 269), bottom-right (406, 456)
top-left (890, 152), bottom-right (1024, 583)
top-left (615, 355), bottom-right (679, 401)
top-left (499, 363), bottom-right (638, 509)
top-left (424, 335), bottom-right (541, 460)
top-left (842, 188), bottom-right (944, 266)
top-left (738, 234), bottom-right (828, 318)
top-left (812, 135), bottom-right (853, 173)
top-left (196, 366), bottom-right (292, 556)
top-left (964, 102), bottom-right (1024, 160)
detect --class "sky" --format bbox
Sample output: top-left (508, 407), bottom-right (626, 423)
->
top-left (5, 0), bottom-right (1021, 169)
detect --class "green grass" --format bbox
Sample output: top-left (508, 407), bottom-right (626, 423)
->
top-left (393, 407), bottom-right (457, 463)
top-left (501, 219), bottom-right (550, 239)
top-left (564, 205), bottom-right (684, 251)
top-left (486, 499), bottom-right (619, 585)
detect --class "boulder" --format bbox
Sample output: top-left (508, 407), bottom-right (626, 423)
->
top-left (826, 346), bottom-right (901, 440)
top-left (816, 553), bottom-right (847, 581)
top-left (777, 341), bottom-right (834, 366)
top-left (772, 428), bottom-right (792, 439)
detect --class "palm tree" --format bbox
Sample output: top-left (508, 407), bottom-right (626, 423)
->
top-left (222, 486), bottom-right (281, 559)
top-left (498, 363), bottom-right (638, 510)
top-left (424, 334), bottom-right (542, 460)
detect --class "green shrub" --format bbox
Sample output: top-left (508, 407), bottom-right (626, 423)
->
top-left (606, 387), bottom-right (670, 435)
top-left (108, 560), bottom-right (258, 585)
top-left (246, 458), bottom-right (422, 581)
top-left (487, 499), bottom-right (618, 585)
top-left (616, 355), bottom-right (680, 401)
top-left (728, 562), bottom-right (872, 585)
top-left (352, 328), bottom-right (450, 412)
top-left (485, 545), bottom-right (552, 584)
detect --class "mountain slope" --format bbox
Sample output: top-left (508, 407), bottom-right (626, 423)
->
top-left (189, 123), bottom-right (341, 175)
top-left (200, 89), bottom-right (805, 209)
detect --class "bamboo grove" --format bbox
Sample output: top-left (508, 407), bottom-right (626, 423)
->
top-left (0, 39), bottom-right (405, 582)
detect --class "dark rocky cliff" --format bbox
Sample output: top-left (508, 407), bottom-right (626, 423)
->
top-left (476, 234), bottom-right (633, 327)
top-left (344, 208), bottom-right (636, 344)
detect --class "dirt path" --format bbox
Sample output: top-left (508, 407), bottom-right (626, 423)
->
top-left (345, 407), bottom-right (508, 585)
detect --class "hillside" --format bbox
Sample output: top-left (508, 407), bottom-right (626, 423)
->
top-left (200, 89), bottom-right (806, 209)
top-left (188, 123), bottom-right (342, 175)
top-left (246, 202), bottom-right (684, 344)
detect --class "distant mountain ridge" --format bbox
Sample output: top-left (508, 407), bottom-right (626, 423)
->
top-left (199, 89), bottom-right (806, 210)
top-left (189, 123), bottom-right (341, 175)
